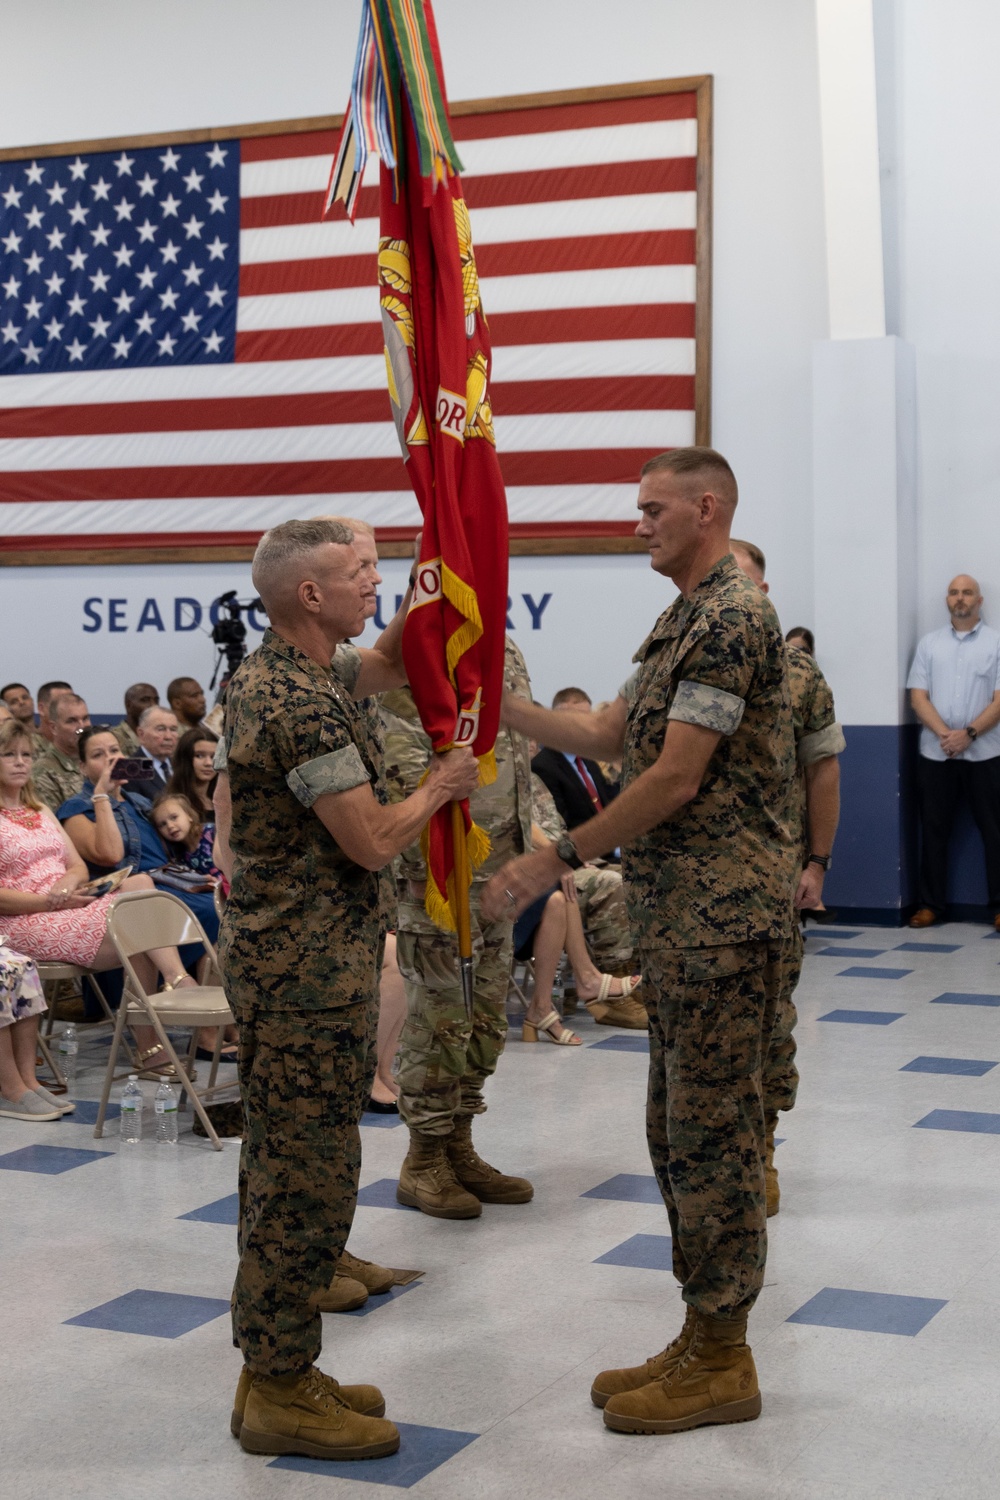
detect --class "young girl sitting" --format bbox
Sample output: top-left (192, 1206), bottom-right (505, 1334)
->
top-left (151, 793), bottom-right (227, 894)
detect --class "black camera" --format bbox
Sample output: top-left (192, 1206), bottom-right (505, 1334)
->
top-left (210, 590), bottom-right (266, 685)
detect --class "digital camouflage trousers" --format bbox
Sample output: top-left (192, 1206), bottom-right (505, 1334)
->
top-left (395, 903), bottom-right (513, 1135)
top-left (230, 999), bottom-right (376, 1375)
top-left (641, 939), bottom-right (782, 1320)
top-left (762, 920), bottom-right (803, 1117)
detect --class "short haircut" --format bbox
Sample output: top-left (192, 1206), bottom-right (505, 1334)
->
top-left (124, 682), bottom-right (158, 709)
top-left (77, 724), bottom-right (118, 763)
top-left (138, 704), bottom-right (177, 730)
top-left (786, 626), bottom-right (815, 656)
top-left (38, 680), bottom-right (72, 709)
top-left (731, 537), bottom-right (767, 578)
top-left (252, 517), bottom-right (355, 614)
top-left (640, 446), bottom-right (738, 507)
top-left (166, 676), bottom-right (200, 702)
top-left (0, 682), bottom-right (29, 699)
top-left (322, 514), bottom-right (375, 538)
top-left (51, 692), bottom-right (87, 722)
top-left (552, 687), bottom-right (592, 708)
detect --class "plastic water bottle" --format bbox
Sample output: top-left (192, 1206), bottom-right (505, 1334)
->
top-left (552, 957), bottom-right (566, 1007)
top-left (154, 1080), bottom-right (178, 1145)
top-left (57, 1023), bottom-right (78, 1086)
top-left (120, 1075), bottom-right (143, 1144)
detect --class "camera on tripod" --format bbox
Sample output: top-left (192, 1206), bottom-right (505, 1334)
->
top-left (210, 591), bottom-right (266, 688)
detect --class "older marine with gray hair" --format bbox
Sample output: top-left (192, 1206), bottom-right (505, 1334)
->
top-left (220, 516), bottom-right (478, 1464)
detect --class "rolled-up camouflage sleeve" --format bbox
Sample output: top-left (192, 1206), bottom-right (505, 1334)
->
top-left (668, 679), bottom-right (745, 734)
top-left (286, 744), bottom-right (370, 806)
top-left (618, 668), bottom-right (641, 707)
top-left (213, 738), bottom-right (228, 772)
top-left (798, 721), bottom-right (846, 765)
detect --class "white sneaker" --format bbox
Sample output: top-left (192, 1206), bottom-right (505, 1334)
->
top-left (33, 1084), bottom-right (75, 1115)
top-left (0, 1091), bottom-right (61, 1121)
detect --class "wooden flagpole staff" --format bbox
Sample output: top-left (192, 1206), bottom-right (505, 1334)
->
top-left (451, 800), bottom-right (475, 1019)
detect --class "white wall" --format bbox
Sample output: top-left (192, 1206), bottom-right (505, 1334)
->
top-left (882, 0), bottom-right (1000, 638)
top-left (0, 0), bottom-right (829, 645)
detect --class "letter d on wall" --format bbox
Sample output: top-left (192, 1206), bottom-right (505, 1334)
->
top-left (175, 598), bottom-right (202, 631)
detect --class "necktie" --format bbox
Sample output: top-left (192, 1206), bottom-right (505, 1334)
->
top-left (574, 757), bottom-right (602, 815)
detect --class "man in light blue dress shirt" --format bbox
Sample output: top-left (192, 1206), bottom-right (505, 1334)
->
top-left (906, 575), bottom-right (1000, 927)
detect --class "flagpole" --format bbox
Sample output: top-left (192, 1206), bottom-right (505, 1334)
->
top-left (451, 800), bottom-right (475, 1020)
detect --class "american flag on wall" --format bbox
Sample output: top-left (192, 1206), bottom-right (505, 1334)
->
top-left (0, 81), bottom-right (710, 557)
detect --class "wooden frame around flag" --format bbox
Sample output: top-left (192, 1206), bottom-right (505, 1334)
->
top-left (0, 74), bottom-right (712, 567)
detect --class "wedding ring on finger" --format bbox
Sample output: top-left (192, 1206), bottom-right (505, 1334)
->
top-left (504, 888), bottom-right (517, 910)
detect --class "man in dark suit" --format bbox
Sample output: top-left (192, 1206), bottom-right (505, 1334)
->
top-left (123, 705), bottom-right (179, 801)
top-left (532, 687), bottom-right (618, 831)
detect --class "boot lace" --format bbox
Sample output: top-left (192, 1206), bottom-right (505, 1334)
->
top-left (303, 1368), bottom-right (349, 1412)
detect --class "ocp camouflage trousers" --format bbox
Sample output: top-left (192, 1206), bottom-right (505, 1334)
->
top-left (575, 864), bottom-right (634, 972)
top-left (395, 908), bottom-right (512, 1135)
top-left (230, 1000), bottom-right (376, 1375)
top-left (641, 939), bottom-right (781, 1319)
top-left (762, 921), bottom-right (803, 1116)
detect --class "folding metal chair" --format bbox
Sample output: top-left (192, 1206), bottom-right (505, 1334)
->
top-left (95, 889), bottom-right (238, 1150)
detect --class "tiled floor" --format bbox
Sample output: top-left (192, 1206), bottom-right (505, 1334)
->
top-left (6, 919), bottom-right (1000, 1498)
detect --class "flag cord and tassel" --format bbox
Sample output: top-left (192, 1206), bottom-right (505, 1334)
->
top-left (451, 800), bottom-right (475, 1020)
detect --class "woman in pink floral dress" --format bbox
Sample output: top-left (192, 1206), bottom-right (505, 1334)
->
top-left (0, 719), bottom-right (200, 1077)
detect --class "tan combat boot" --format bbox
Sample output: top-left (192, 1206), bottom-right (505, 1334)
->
top-left (312, 1273), bottom-right (369, 1313)
top-left (764, 1110), bottom-right (780, 1217)
top-left (585, 995), bottom-right (649, 1030)
top-left (239, 1367), bottom-right (399, 1457)
top-left (231, 1365), bottom-right (385, 1439)
top-left (446, 1114), bottom-right (534, 1204)
top-left (603, 1311), bottom-right (761, 1434)
top-left (337, 1250), bottom-right (395, 1295)
top-left (591, 1305), bottom-right (696, 1408)
top-left (396, 1129), bottom-right (482, 1218)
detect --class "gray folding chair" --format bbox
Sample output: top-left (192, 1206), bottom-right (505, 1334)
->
top-left (95, 889), bottom-right (238, 1150)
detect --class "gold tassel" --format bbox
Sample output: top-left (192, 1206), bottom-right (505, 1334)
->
top-left (477, 748), bottom-right (497, 787)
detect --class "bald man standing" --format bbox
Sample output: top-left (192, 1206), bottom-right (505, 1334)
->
top-left (907, 575), bottom-right (1000, 929)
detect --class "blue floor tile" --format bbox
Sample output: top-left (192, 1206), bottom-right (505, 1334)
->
top-left (582, 1173), bottom-right (662, 1204)
top-left (914, 1109), bottom-right (1000, 1135)
top-left (63, 1099), bottom-right (120, 1124)
top-left (179, 1193), bottom-right (239, 1225)
top-left (269, 1421), bottom-right (478, 1487)
top-left (787, 1287), bottom-right (946, 1336)
top-left (931, 992), bottom-right (1000, 1007)
top-left (342, 1282), bottom-right (423, 1317)
top-left (803, 928), bottom-right (863, 940)
top-left (356, 1178), bottom-right (418, 1211)
top-left (836, 967), bottom-right (912, 980)
top-left (65, 1289), bottom-right (230, 1338)
top-left (0, 1143), bottom-right (113, 1174)
top-left (893, 941), bottom-right (962, 954)
top-left (819, 1009), bottom-right (904, 1025)
top-left (816, 946), bottom-right (886, 958)
top-left (588, 1035), bottom-right (650, 1052)
top-left (901, 1056), bottom-right (998, 1076)
top-left (362, 1110), bottom-right (404, 1129)
top-left (594, 1232), bottom-right (672, 1270)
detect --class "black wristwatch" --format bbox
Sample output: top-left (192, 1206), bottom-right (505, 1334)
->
top-left (807, 853), bottom-right (831, 871)
top-left (966, 724), bottom-right (979, 740)
top-left (555, 833), bottom-right (584, 869)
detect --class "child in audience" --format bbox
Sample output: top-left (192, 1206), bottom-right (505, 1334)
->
top-left (151, 793), bottom-right (227, 893)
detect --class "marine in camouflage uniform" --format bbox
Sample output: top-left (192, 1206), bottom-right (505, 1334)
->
top-left (32, 744), bottom-right (84, 812)
top-left (221, 627), bottom-right (386, 1377)
top-left (617, 555), bottom-right (797, 1323)
top-left (531, 771), bottom-right (634, 974)
top-left (762, 643), bottom-right (844, 1208)
top-left (382, 636), bottom-right (535, 1218)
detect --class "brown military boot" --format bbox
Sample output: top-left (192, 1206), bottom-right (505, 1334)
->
top-left (764, 1110), bottom-right (780, 1218)
top-left (231, 1365), bottom-right (385, 1439)
top-left (337, 1249), bottom-right (395, 1295)
top-left (312, 1273), bottom-right (369, 1313)
top-left (591, 1305), bottom-right (696, 1408)
top-left (239, 1367), bottom-right (399, 1457)
top-left (396, 1129), bottom-right (482, 1218)
top-left (603, 1311), bottom-right (761, 1434)
top-left (585, 995), bottom-right (649, 1030)
top-left (446, 1114), bottom-right (534, 1204)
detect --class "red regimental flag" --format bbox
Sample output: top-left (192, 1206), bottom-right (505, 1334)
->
top-left (329, 0), bottom-right (509, 931)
